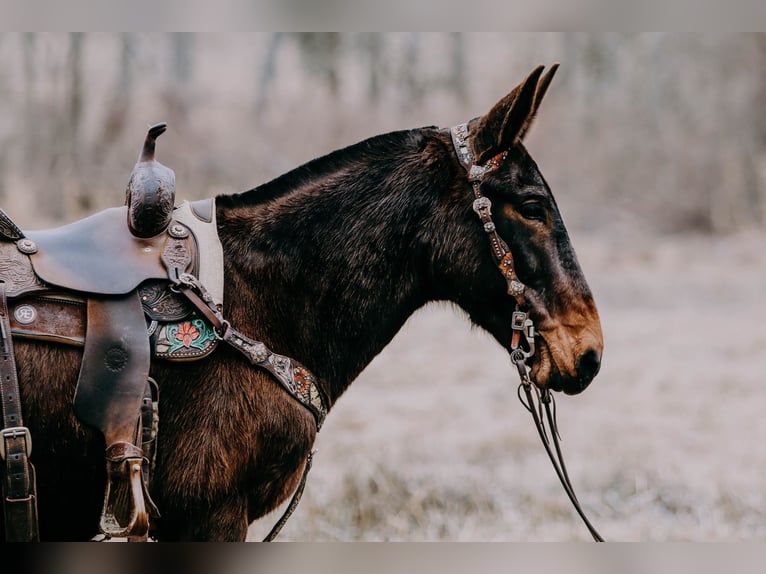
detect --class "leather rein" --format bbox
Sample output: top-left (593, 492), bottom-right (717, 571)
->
top-left (449, 123), bottom-right (604, 542)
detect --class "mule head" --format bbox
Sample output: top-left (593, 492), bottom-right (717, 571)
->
top-left (434, 64), bottom-right (603, 395)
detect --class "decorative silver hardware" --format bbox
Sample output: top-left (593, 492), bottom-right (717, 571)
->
top-left (472, 197), bottom-right (491, 213)
top-left (511, 311), bottom-right (527, 330)
top-left (168, 223), bottom-right (189, 239)
top-left (509, 280), bottom-right (525, 296)
top-left (468, 164), bottom-right (487, 181)
top-left (253, 342), bottom-right (269, 363)
top-left (0, 426), bottom-right (32, 460)
top-left (16, 238), bottom-right (38, 254)
top-left (13, 305), bottom-right (37, 325)
top-left (483, 222), bottom-right (495, 233)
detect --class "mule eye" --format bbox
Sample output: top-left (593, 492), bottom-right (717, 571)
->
top-left (517, 201), bottom-right (547, 222)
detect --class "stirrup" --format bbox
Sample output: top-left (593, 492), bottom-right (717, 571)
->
top-left (99, 442), bottom-right (159, 539)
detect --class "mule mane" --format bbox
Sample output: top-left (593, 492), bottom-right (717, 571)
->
top-left (217, 126), bottom-right (441, 208)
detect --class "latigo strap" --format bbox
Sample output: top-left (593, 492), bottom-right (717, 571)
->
top-left (0, 281), bottom-right (39, 542)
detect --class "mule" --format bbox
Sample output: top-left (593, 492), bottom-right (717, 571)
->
top-left (2, 63), bottom-right (602, 541)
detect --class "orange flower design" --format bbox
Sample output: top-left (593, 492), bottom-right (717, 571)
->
top-left (175, 322), bottom-right (200, 348)
top-left (294, 367), bottom-right (309, 393)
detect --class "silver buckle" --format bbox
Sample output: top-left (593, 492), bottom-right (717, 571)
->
top-left (472, 197), bottom-right (492, 214)
top-left (511, 311), bottom-right (527, 330)
top-left (0, 426), bottom-right (32, 460)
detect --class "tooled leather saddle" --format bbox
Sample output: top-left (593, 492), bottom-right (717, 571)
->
top-left (0, 124), bottom-right (226, 541)
top-left (0, 124), bottom-right (328, 543)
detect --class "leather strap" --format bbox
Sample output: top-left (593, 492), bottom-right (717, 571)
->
top-left (518, 375), bottom-right (604, 542)
top-left (0, 208), bottom-right (25, 241)
top-left (169, 273), bottom-right (330, 430)
top-left (221, 326), bottom-right (329, 430)
top-left (449, 124), bottom-right (526, 303)
top-left (0, 281), bottom-right (39, 542)
top-left (263, 450), bottom-right (315, 541)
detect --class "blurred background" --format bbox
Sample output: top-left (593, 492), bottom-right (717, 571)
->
top-left (2, 33), bottom-right (766, 541)
top-left (2, 33), bottom-right (766, 234)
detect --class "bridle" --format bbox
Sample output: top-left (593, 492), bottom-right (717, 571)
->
top-left (449, 123), bottom-right (605, 542)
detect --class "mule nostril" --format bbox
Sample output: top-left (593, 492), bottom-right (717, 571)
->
top-left (576, 349), bottom-right (601, 384)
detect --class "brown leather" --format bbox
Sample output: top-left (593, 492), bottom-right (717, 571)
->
top-left (7, 292), bottom-right (222, 363)
top-left (9, 296), bottom-right (86, 346)
top-left (0, 282), bottom-right (40, 542)
top-left (73, 293), bottom-right (151, 447)
top-left (0, 208), bottom-right (25, 241)
top-left (26, 207), bottom-right (194, 295)
top-left (0, 242), bottom-right (47, 298)
top-left (105, 441), bottom-right (145, 463)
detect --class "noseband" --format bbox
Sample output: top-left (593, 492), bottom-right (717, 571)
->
top-left (449, 123), bottom-right (604, 542)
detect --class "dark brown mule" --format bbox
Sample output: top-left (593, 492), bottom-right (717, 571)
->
top-left (4, 64), bottom-right (602, 541)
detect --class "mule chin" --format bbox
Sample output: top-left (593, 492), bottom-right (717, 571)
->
top-left (547, 372), bottom-right (591, 395)
top-left (528, 337), bottom-right (592, 396)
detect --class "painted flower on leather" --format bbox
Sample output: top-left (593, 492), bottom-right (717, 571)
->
top-left (175, 321), bottom-right (200, 348)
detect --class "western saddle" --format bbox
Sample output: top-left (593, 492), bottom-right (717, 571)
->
top-left (0, 124), bottom-right (329, 542)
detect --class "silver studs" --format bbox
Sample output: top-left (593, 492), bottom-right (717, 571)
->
top-left (472, 197), bottom-right (492, 214)
top-left (168, 223), bottom-right (189, 239)
top-left (253, 342), bottom-right (269, 363)
top-left (469, 165), bottom-right (487, 180)
top-left (16, 238), bottom-right (37, 254)
top-left (484, 222), bottom-right (495, 233)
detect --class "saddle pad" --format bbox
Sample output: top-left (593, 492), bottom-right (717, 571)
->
top-left (25, 206), bottom-right (192, 295)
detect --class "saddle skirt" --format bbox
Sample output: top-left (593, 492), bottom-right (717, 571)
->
top-left (0, 198), bottom-right (224, 362)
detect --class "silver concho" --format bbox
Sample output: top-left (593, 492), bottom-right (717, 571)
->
top-left (13, 304), bottom-right (37, 325)
top-left (468, 164), bottom-right (488, 181)
top-left (16, 238), bottom-right (38, 255)
top-left (252, 342), bottom-right (269, 363)
top-left (472, 197), bottom-right (492, 214)
top-left (168, 223), bottom-right (189, 239)
top-left (509, 280), bottom-right (525, 296)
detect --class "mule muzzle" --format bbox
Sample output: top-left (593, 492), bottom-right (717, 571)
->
top-left (531, 337), bottom-right (602, 395)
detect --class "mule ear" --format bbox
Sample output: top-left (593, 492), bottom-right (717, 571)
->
top-left (469, 64), bottom-right (545, 165)
top-left (517, 62), bottom-right (559, 141)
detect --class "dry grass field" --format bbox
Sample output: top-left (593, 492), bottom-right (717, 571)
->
top-left (248, 228), bottom-right (766, 541)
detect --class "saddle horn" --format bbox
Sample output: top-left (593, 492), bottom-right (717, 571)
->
top-left (125, 122), bottom-right (176, 238)
top-left (139, 122), bottom-right (168, 163)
